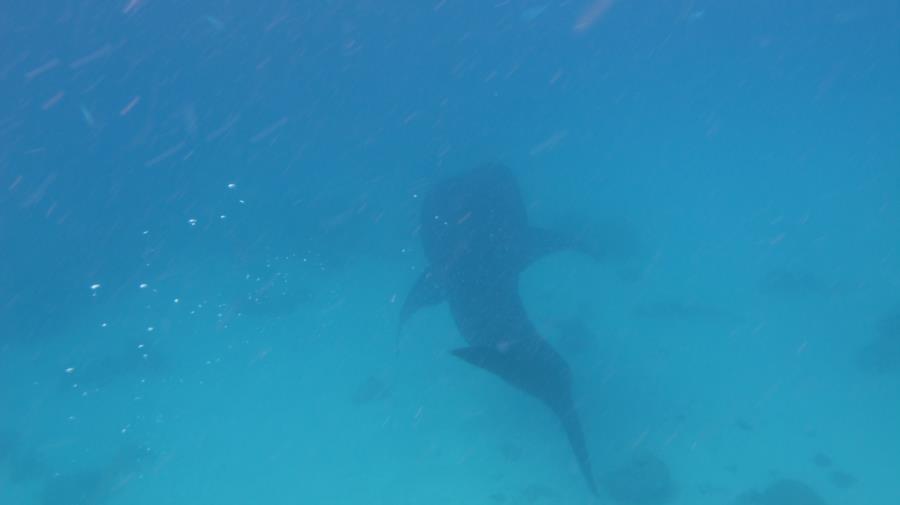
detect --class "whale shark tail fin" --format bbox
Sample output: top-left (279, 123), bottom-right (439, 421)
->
top-left (554, 401), bottom-right (600, 497)
top-left (450, 344), bottom-right (599, 496)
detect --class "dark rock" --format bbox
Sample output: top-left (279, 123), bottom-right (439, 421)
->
top-left (489, 492), bottom-right (507, 503)
top-left (604, 449), bottom-right (675, 505)
top-left (812, 452), bottom-right (832, 468)
top-left (829, 470), bottom-right (856, 489)
top-left (735, 479), bottom-right (826, 505)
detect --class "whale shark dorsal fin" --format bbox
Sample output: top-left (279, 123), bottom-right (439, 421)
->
top-left (398, 267), bottom-right (447, 329)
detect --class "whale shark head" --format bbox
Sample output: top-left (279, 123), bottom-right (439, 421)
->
top-left (420, 163), bottom-right (530, 275)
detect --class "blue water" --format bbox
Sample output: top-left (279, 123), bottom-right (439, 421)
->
top-left (1, 0), bottom-right (898, 504)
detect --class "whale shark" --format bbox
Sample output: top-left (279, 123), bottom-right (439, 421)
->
top-left (400, 163), bottom-right (601, 496)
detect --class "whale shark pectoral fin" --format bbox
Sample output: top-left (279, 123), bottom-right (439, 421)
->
top-left (398, 267), bottom-right (446, 330)
top-left (526, 222), bottom-right (641, 267)
top-left (524, 226), bottom-right (605, 269)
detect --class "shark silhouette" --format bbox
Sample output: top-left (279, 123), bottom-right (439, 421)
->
top-left (400, 163), bottom-right (600, 496)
